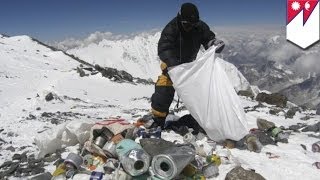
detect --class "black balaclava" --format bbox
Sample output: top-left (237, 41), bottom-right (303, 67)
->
top-left (179, 3), bottom-right (199, 23)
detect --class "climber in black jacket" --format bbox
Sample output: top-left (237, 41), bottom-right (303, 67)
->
top-left (150, 2), bottom-right (225, 128)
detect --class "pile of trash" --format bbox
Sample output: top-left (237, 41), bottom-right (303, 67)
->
top-left (44, 117), bottom-right (226, 180)
top-left (31, 114), bottom-right (320, 180)
top-left (30, 116), bottom-right (223, 179)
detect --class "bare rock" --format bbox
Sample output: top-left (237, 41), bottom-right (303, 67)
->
top-left (238, 90), bottom-right (254, 99)
top-left (45, 93), bottom-right (54, 101)
top-left (256, 92), bottom-right (287, 108)
top-left (316, 103), bottom-right (320, 115)
top-left (285, 107), bottom-right (301, 119)
top-left (225, 166), bottom-right (266, 180)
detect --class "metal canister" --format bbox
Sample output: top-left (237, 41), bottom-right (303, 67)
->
top-left (101, 127), bottom-right (114, 141)
top-left (102, 141), bottom-right (117, 157)
top-left (94, 136), bottom-right (108, 148)
top-left (312, 141), bottom-right (320, 153)
top-left (151, 145), bottom-right (196, 179)
top-left (116, 139), bottom-right (150, 176)
top-left (64, 153), bottom-right (83, 170)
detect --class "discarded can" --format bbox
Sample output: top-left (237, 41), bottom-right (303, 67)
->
top-left (151, 145), bottom-right (196, 179)
top-left (101, 127), bottom-right (114, 141)
top-left (116, 139), bottom-right (150, 176)
top-left (202, 164), bottom-right (219, 178)
top-left (102, 141), bottom-right (117, 157)
top-left (64, 153), bottom-right (83, 170)
top-left (312, 141), bottom-right (320, 153)
top-left (90, 171), bottom-right (104, 180)
top-left (312, 162), bottom-right (320, 169)
top-left (206, 154), bottom-right (221, 166)
top-left (94, 136), bottom-right (108, 148)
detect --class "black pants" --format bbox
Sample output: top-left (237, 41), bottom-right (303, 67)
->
top-left (151, 63), bottom-right (175, 118)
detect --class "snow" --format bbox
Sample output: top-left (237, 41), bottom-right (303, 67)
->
top-left (1, 35), bottom-right (320, 179)
top-left (67, 32), bottom-right (161, 81)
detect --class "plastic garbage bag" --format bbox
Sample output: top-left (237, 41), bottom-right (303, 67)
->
top-left (35, 119), bottom-right (94, 158)
top-left (168, 46), bottom-right (248, 141)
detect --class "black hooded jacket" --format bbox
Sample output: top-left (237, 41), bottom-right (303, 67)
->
top-left (158, 15), bottom-right (216, 67)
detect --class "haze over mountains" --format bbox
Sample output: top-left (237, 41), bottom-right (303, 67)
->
top-left (52, 27), bottom-right (320, 107)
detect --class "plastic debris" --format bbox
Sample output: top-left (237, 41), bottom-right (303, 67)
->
top-left (89, 171), bottom-right (104, 180)
top-left (83, 154), bottom-right (105, 171)
top-left (206, 154), bottom-right (221, 166)
top-left (202, 163), bottom-right (219, 178)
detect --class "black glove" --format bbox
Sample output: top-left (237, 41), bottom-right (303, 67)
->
top-left (208, 39), bottom-right (225, 53)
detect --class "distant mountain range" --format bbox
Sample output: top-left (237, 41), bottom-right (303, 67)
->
top-left (51, 28), bottom-right (320, 107)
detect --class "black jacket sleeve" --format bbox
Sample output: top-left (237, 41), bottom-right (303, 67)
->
top-left (200, 22), bottom-right (216, 50)
top-left (158, 21), bottom-right (179, 67)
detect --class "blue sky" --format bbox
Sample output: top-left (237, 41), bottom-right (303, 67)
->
top-left (0, 0), bottom-right (286, 41)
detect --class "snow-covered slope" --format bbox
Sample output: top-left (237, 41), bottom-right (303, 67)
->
top-left (0, 34), bottom-right (154, 163)
top-left (0, 34), bottom-right (79, 123)
top-left (57, 32), bottom-right (252, 92)
top-left (65, 32), bottom-right (161, 80)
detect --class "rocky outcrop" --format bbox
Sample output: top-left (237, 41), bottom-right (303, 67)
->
top-left (238, 90), bottom-right (254, 99)
top-left (256, 92), bottom-right (288, 108)
top-left (225, 166), bottom-right (266, 180)
top-left (45, 93), bottom-right (54, 102)
top-left (285, 107), bottom-right (301, 119)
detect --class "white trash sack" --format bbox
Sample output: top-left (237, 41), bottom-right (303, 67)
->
top-left (168, 46), bottom-right (248, 141)
top-left (34, 119), bottom-right (94, 158)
